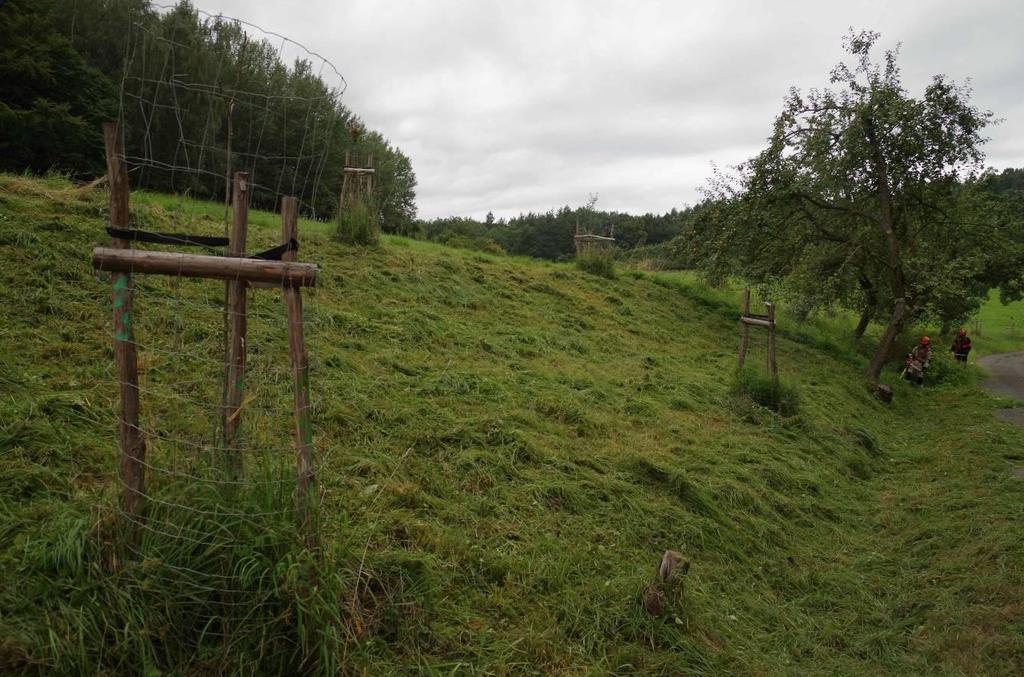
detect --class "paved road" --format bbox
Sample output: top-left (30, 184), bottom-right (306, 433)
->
top-left (978, 351), bottom-right (1024, 426)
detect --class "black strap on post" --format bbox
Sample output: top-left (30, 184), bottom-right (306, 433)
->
top-left (249, 238), bottom-right (299, 261)
top-left (106, 227), bottom-right (230, 248)
top-left (107, 227), bottom-right (298, 260)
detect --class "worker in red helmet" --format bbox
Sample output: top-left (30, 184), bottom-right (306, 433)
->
top-left (904, 336), bottom-right (932, 387)
top-left (951, 328), bottom-right (972, 363)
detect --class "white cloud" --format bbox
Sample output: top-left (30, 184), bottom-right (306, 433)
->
top-left (197, 0), bottom-right (1024, 219)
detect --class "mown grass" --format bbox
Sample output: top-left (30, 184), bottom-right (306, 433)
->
top-left (1, 173), bottom-right (1023, 674)
top-left (970, 290), bottom-right (1024, 356)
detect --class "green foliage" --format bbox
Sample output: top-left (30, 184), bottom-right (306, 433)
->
top-left (576, 248), bottom-right (617, 278)
top-left (0, 0), bottom-right (116, 176)
top-left (335, 199), bottom-right (379, 246)
top-left (924, 355), bottom-right (975, 387)
top-left (369, 133), bottom-right (418, 234)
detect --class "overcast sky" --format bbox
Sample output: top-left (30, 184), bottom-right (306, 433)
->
top-left (197, 0), bottom-right (1022, 220)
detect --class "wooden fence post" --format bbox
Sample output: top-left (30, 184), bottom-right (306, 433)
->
top-left (738, 288), bottom-right (751, 369)
top-left (104, 122), bottom-right (147, 522)
top-left (222, 172), bottom-right (249, 471)
top-left (766, 302), bottom-right (779, 388)
top-left (339, 151), bottom-right (350, 211)
top-left (281, 197), bottom-right (316, 544)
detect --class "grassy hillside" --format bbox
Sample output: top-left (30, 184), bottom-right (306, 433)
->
top-left (1, 174), bottom-right (1023, 674)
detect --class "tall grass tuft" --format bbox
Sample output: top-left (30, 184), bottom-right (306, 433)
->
top-left (576, 248), bottom-right (616, 279)
top-left (335, 199), bottom-right (379, 246)
top-left (4, 470), bottom-right (372, 675)
top-left (731, 367), bottom-right (800, 417)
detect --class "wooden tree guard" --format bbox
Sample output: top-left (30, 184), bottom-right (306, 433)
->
top-left (738, 288), bottom-right (752, 369)
top-left (222, 172), bottom-right (250, 473)
top-left (94, 125), bottom-right (321, 542)
top-left (738, 288), bottom-right (779, 387)
top-left (104, 122), bottom-right (146, 522)
top-left (574, 222), bottom-right (616, 257)
top-left (339, 150), bottom-right (375, 212)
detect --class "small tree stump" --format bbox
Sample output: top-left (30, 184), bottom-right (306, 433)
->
top-left (643, 584), bottom-right (665, 616)
top-left (643, 550), bottom-right (691, 617)
top-left (874, 383), bottom-right (893, 403)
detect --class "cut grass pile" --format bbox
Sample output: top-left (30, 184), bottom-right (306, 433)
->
top-left (1, 174), bottom-right (1023, 674)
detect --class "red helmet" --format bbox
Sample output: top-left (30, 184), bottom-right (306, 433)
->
top-left (958, 329), bottom-right (966, 337)
top-left (920, 336), bottom-right (930, 345)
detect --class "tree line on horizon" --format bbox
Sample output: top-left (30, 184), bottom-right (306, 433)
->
top-left (412, 201), bottom-right (706, 261)
top-left (412, 165), bottom-right (1022, 270)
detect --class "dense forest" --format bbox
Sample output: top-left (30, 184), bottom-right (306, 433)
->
top-left (0, 0), bottom-right (416, 227)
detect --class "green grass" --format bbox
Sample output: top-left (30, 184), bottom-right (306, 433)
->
top-left (576, 248), bottom-right (617, 279)
top-left (1, 174), bottom-right (1023, 674)
top-left (968, 290), bottom-right (1024, 356)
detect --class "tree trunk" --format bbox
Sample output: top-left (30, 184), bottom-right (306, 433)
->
top-left (854, 307), bottom-right (872, 341)
top-left (854, 277), bottom-right (876, 341)
top-left (863, 116), bottom-right (911, 383)
top-left (866, 301), bottom-right (907, 383)
top-left (863, 117), bottom-right (906, 302)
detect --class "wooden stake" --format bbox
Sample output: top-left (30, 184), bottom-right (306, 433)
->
top-left (222, 172), bottom-right (249, 469)
top-left (738, 288), bottom-right (751, 369)
top-left (281, 197), bottom-right (316, 544)
top-left (104, 122), bottom-right (147, 521)
top-left (339, 151), bottom-right (350, 212)
top-left (766, 302), bottom-right (779, 388)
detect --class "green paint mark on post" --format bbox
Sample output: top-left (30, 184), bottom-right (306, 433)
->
top-left (113, 274), bottom-right (132, 341)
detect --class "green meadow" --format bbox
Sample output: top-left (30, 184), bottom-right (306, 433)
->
top-left (1, 174), bottom-right (1022, 674)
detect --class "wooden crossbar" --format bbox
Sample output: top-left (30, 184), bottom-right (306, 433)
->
top-left (740, 316), bottom-right (773, 328)
top-left (92, 247), bottom-right (319, 286)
